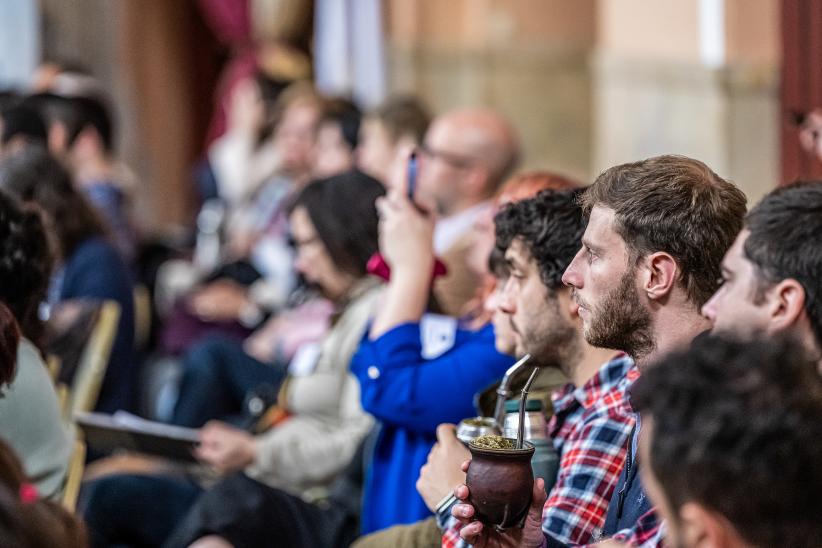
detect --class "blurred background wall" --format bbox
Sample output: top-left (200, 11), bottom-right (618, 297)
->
top-left (384, 0), bottom-right (781, 203)
top-left (14, 0), bottom-right (821, 229)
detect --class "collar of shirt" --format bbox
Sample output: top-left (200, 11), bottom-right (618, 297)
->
top-left (551, 353), bottom-right (635, 414)
top-left (433, 201), bottom-right (492, 254)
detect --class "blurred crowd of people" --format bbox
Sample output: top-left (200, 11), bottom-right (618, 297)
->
top-left (0, 55), bottom-right (820, 548)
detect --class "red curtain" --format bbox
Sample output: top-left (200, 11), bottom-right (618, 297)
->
top-left (197, 0), bottom-right (258, 145)
top-left (780, 0), bottom-right (822, 183)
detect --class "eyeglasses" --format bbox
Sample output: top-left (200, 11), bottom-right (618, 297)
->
top-left (418, 143), bottom-right (478, 169)
top-left (288, 235), bottom-right (321, 249)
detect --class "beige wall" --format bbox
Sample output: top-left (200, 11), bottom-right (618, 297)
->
top-left (386, 0), bottom-right (597, 182)
top-left (388, 0), bottom-right (595, 51)
top-left (598, 0), bottom-right (701, 62)
top-left (40, 0), bottom-right (216, 228)
top-left (385, 0), bottom-right (781, 203)
top-left (592, 0), bottom-right (780, 204)
top-left (725, 0), bottom-right (780, 64)
top-left (40, 0), bottom-right (783, 225)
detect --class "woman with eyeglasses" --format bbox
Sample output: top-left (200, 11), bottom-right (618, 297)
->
top-left (81, 170), bottom-right (385, 548)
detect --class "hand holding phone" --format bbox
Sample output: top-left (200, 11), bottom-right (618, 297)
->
top-left (368, 151), bottom-right (447, 282)
top-left (407, 151), bottom-right (418, 203)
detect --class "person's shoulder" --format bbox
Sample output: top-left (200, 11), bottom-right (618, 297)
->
top-left (72, 236), bottom-right (115, 257)
top-left (70, 237), bottom-right (126, 268)
top-left (592, 355), bottom-right (637, 412)
top-left (63, 237), bottom-right (133, 295)
top-left (346, 279), bottom-right (384, 315)
top-left (570, 404), bottom-right (635, 453)
top-left (3, 339), bottom-right (54, 401)
top-left (332, 280), bottom-right (385, 342)
top-left (581, 358), bottom-right (637, 426)
top-left (84, 180), bottom-right (124, 199)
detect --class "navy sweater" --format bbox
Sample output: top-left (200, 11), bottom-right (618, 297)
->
top-left (59, 237), bottom-right (136, 413)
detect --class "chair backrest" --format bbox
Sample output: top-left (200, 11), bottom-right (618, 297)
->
top-left (133, 284), bottom-right (152, 351)
top-left (62, 437), bottom-right (86, 512)
top-left (68, 300), bottom-right (121, 416)
top-left (56, 383), bottom-right (71, 422)
top-left (46, 354), bottom-right (62, 382)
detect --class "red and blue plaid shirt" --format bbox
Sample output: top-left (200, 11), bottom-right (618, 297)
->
top-left (611, 508), bottom-right (665, 547)
top-left (440, 355), bottom-right (638, 547)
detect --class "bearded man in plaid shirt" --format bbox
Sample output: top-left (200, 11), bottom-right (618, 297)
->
top-left (452, 155), bottom-right (747, 547)
top-left (431, 188), bottom-right (638, 547)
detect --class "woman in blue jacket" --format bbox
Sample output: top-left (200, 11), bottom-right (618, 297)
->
top-left (351, 168), bottom-right (578, 534)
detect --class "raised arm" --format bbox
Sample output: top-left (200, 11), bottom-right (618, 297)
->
top-left (352, 323), bottom-right (512, 433)
top-left (368, 186), bottom-right (436, 339)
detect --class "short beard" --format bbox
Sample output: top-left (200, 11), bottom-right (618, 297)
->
top-left (584, 266), bottom-right (654, 360)
top-left (522, 293), bottom-right (580, 371)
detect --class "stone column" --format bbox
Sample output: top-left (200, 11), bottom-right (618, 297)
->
top-left (385, 0), bottom-right (597, 182)
top-left (592, 0), bottom-right (780, 203)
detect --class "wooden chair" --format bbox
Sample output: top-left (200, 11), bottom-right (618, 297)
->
top-left (57, 383), bottom-right (71, 422)
top-left (133, 284), bottom-right (152, 352)
top-left (66, 300), bottom-right (121, 417)
top-left (46, 354), bottom-right (62, 383)
top-left (62, 437), bottom-right (86, 512)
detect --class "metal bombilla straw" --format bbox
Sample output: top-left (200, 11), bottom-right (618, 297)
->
top-left (516, 367), bottom-right (540, 449)
top-left (493, 354), bottom-right (531, 430)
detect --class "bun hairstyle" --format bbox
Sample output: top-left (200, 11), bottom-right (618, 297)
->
top-left (0, 438), bottom-right (87, 547)
top-left (0, 146), bottom-right (105, 262)
top-left (0, 189), bottom-right (53, 348)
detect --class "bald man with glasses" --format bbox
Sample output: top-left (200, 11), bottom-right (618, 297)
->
top-left (413, 108), bottom-right (520, 317)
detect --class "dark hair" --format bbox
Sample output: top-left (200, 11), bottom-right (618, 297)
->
top-left (319, 98), bottom-right (362, 150)
top-left (631, 335), bottom-right (822, 548)
top-left (494, 188), bottom-right (587, 290)
top-left (0, 146), bottom-right (106, 260)
top-left (0, 105), bottom-right (47, 146)
top-left (245, 73), bottom-right (291, 144)
top-left (20, 93), bottom-right (81, 138)
top-left (0, 190), bottom-right (52, 346)
top-left (289, 170), bottom-right (384, 277)
top-left (0, 304), bottom-right (20, 388)
top-left (254, 73), bottom-right (289, 105)
top-left (581, 155), bottom-right (747, 306)
top-left (744, 181), bottom-right (822, 350)
top-left (66, 95), bottom-right (114, 153)
top-left (0, 438), bottom-right (87, 547)
top-left (372, 96), bottom-right (431, 145)
top-left (0, 92), bottom-right (18, 112)
top-left (24, 94), bottom-right (114, 153)
top-left (487, 246), bottom-right (508, 280)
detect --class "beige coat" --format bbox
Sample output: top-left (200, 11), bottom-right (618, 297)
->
top-left (246, 278), bottom-right (380, 493)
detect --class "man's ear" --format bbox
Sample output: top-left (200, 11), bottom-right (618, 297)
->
top-left (768, 278), bottom-right (807, 334)
top-left (680, 502), bottom-right (746, 548)
top-left (641, 252), bottom-right (678, 301)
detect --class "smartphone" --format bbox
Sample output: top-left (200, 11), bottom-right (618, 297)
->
top-left (407, 151), bottom-right (418, 203)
